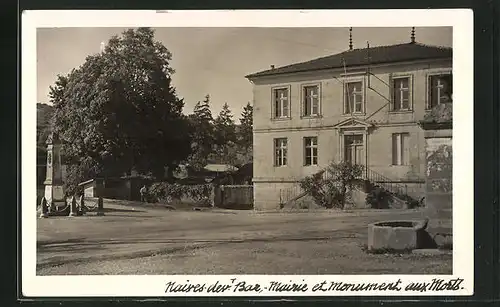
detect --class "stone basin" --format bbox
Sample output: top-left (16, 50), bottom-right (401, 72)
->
top-left (367, 220), bottom-right (427, 251)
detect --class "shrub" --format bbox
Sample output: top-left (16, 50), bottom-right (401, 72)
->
top-left (299, 161), bottom-right (363, 209)
top-left (148, 182), bottom-right (212, 206)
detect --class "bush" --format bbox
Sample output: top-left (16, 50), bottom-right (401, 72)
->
top-left (148, 182), bottom-right (212, 206)
top-left (299, 162), bottom-right (363, 209)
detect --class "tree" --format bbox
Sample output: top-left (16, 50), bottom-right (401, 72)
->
top-left (188, 94), bottom-right (215, 169)
top-left (238, 102), bottom-right (253, 151)
top-left (51, 27), bottom-right (191, 192)
top-left (212, 103), bottom-right (237, 164)
top-left (214, 103), bottom-right (236, 146)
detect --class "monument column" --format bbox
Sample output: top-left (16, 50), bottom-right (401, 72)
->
top-left (44, 133), bottom-right (66, 211)
top-left (419, 103), bottom-right (453, 248)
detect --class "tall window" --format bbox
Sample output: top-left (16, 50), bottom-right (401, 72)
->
top-left (274, 138), bottom-right (288, 166)
top-left (428, 74), bottom-right (452, 109)
top-left (344, 81), bottom-right (363, 114)
top-left (303, 85), bottom-right (320, 117)
top-left (392, 77), bottom-right (410, 111)
top-left (273, 88), bottom-right (290, 119)
top-left (392, 133), bottom-right (410, 165)
top-left (304, 137), bottom-right (318, 166)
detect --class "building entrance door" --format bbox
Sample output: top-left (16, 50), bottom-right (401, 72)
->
top-left (344, 134), bottom-right (364, 165)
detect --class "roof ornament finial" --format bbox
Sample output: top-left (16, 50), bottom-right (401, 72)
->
top-left (411, 27), bottom-right (416, 43)
top-left (349, 27), bottom-right (353, 50)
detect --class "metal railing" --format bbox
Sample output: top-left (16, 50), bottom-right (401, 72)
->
top-left (279, 164), bottom-right (417, 206)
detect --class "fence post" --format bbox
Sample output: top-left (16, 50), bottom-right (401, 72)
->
top-left (220, 185), bottom-right (225, 208)
top-left (79, 194), bottom-right (85, 215)
top-left (96, 197), bottom-right (105, 216)
top-left (39, 197), bottom-right (48, 218)
top-left (69, 196), bottom-right (77, 216)
top-left (210, 184), bottom-right (216, 208)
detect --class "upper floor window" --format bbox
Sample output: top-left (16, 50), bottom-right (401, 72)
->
top-left (302, 85), bottom-right (320, 117)
top-left (272, 87), bottom-right (290, 119)
top-left (428, 73), bottom-right (452, 109)
top-left (344, 81), bottom-right (363, 114)
top-left (274, 138), bottom-right (288, 166)
top-left (304, 137), bottom-right (318, 166)
top-left (392, 77), bottom-right (411, 111)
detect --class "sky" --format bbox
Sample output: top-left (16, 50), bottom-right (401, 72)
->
top-left (37, 27), bottom-right (452, 121)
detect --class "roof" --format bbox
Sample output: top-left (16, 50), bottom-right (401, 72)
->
top-left (203, 164), bottom-right (238, 173)
top-left (245, 42), bottom-right (452, 79)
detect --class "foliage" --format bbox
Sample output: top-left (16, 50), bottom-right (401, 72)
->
top-left (188, 99), bottom-right (253, 167)
top-left (63, 157), bottom-right (101, 195)
top-left (238, 102), bottom-right (253, 151)
top-left (299, 172), bottom-right (340, 209)
top-left (148, 182), bottom-right (212, 205)
top-left (50, 28), bottom-right (191, 191)
top-left (188, 95), bottom-right (215, 170)
top-left (422, 102), bottom-right (453, 123)
top-left (214, 103), bottom-right (236, 145)
top-left (299, 162), bottom-right (363, 209)
top-left (212, 103), bottom-right (237, 164)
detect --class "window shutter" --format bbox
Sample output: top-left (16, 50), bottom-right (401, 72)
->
top-left (274, 91), bottom-right (280, 118)
top-left (282, 98), bottom-right (289, 117)
top-left (402, 134), bottom-right (410, 165)
top-left (392, 134), bottom-right (398, 165)
top-left (389, 74), bottom-right (394, 111)
top-left (303, 88), bottom-right (309, 116)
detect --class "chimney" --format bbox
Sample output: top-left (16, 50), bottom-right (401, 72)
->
top-left (410, 27), bottom-right (416, 43)
top-left (270, 65), bottom-right (275, 70)
top-left (349, 27), bottom-right (353, 50)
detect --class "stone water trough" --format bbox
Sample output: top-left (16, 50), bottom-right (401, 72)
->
top-left (367, 218), bottom-right (431, 251)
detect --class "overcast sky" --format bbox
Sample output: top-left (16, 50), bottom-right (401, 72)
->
top-left (37, 27), bottom-right (452, 120)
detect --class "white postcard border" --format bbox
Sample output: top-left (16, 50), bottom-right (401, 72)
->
top-left (21, 9), bottom-right (474, 297)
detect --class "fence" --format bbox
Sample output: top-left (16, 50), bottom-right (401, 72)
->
top-left (215, 185), bottom-right (253, 210)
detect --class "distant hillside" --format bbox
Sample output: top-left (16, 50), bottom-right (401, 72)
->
top-left (37, 103), bottom-right (53, 146)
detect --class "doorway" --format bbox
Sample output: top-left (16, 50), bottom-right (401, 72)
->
top-left (344, 134), bottom-right (364, 165)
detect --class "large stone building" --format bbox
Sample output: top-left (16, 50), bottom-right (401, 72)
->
top-left (245, 31), bottom-right (452, 210)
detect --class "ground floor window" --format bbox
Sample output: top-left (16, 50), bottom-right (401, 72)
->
top-left (392, 133), bottom-right (410, 165)
top-left (304, 137), bottom-right (318, 166)
top-left (274, 138), bottom-right (288, 166)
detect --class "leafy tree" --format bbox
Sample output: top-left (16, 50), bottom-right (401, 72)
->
top-left (238, 102), bottom-right (253, 151)
top-left (51, 27), bottom-right (191, 192)
top-left (188, 94), bottom-right (215, 169)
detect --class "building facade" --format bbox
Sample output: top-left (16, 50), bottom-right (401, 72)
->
top-left (246, 40), bottom-right (452, 210)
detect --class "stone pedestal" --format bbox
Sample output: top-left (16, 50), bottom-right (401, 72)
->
top-left (422, 123), bottom-right (453, 247)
